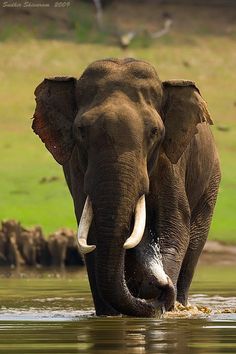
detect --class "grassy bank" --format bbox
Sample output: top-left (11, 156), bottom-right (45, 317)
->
top-left (0, 5), bottom-right (235, 241)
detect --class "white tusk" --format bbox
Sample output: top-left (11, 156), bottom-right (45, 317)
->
top-left (123, 195), bottom-right (146, 249)
top-left (77, 196), bottom-right (96, 254)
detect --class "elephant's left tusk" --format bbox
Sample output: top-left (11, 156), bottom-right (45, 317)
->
top-left (77, 196), bottom-right (96, 254)
top-left (123, 195), bottom-right (146, 249)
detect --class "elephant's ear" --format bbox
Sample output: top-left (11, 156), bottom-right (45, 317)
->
top-left (162, 80), bottom-right (213, 164)
top-left (32, 77), bottom-right (77, 165)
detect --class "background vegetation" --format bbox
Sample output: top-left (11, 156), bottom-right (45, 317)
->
top-left (0, 1), bottom-right (235, 242)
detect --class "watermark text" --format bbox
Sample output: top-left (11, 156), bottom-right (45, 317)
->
top-left (2, 1), bottom-right (71, 7)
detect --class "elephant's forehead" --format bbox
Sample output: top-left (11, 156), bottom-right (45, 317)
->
top-left (80, 58), bottom-right (159, 80)
top-left (77, 59), bottom-right (162, 106)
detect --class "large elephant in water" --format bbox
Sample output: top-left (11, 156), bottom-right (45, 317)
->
top-left (32, 58), bottom-right (221, 317)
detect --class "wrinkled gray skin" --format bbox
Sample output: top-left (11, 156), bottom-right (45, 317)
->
top-left (32, 58), bottom-right (221, 317)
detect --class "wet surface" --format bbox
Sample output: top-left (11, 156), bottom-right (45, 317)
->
top-left (0, 265), bottom-right (235, 353)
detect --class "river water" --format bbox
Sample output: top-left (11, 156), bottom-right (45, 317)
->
top-left (0, 265), bottom-right (235, 353)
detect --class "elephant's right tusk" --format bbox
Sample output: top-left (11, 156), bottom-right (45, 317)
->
top-left (123, 194), bottom-right (146, 249)
top-left (77, 196), bottom-right (96, 254)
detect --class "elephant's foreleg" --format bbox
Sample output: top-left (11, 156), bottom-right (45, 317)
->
top-left (177, 170), bottom-right (221, 305)
top-left (159, 208), bottom-right (191, 289)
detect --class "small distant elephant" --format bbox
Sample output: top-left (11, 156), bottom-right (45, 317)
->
top-left (33, 226), bottom-right (51, 266)
top-left (1, 220), bottom-right (25, 267)
top-left (32, 58), bottom-right (221, 317)
top-left (48, 232), bottom-right (67, 267)
top-left (48, 229), bottom-right (83, 267)
top-left (19, 226), bottom-right (49, 267)
top-left (0, 230), bottom-right (7, 265)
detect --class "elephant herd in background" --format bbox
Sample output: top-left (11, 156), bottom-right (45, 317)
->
top-left (0, 220), bottom-right (84, 268)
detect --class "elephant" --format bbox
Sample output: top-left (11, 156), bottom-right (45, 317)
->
top-left (48, 229), bottom-right (84, 267)
top-left (1, 220), bottom-right (25, 267)
top-left (19, 229), bottom-right (37, 266)
top-left (33, 226), bottom-right (51, 266)
top-left (48, 231), bottom-right (68, 268)
top-left (32, 58), bottom-right (221, 317)
top-left (0, 230), bottom-right (7, 265)
top-left (19, 226), bottom-right (49, 267)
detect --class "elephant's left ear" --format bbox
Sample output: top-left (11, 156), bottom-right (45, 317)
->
top-left (162, 80), bottom-right (213, 164)
top-left (32, 77), bottom-right (77, 165)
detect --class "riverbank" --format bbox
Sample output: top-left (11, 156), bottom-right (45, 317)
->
top-left (0, 219), bottom-right (235, 268)
top-left (200, 240), bottom-right (236, 265)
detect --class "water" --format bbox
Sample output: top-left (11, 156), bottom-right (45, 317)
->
top-left (0, 265), bottom-right (235, 353)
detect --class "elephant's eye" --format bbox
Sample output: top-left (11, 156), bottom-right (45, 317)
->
top-left (151, 127), bottom-right (158, 137)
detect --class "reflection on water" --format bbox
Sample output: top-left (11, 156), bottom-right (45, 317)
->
top-left (0, 265), bottom-right (235, 353)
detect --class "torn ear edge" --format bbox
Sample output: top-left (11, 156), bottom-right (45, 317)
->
top-left (32, 76), bottom-right (77, 165)
top-left (34, 76), bottom-right (76, 95)
top-left (161, 80), bottom-right (214, 164)
top-left (162, 80), bottom-right (213, 126)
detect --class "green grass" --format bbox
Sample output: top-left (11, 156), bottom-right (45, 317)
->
top-left (0, 36), bottom-right (235, 242)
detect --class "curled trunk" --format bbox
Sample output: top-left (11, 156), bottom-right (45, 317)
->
top-left (92, 186), bottom-right (158, 317)
top-left (96, 246), bottom-right (157, 316)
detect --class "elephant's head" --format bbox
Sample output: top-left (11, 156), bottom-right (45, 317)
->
top-left (32, 59), bottom-right (212, 317)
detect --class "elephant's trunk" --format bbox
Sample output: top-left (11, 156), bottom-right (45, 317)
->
top-left (88, 161), bottom-right (159, 317)
top-left (94, 201), bottom-right (157, 317)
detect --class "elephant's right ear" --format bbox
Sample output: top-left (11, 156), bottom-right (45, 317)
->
top-left (32, 77), bottom-right (77, 165)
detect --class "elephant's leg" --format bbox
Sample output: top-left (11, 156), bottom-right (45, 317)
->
top-left (85, 251), bottom-right (120, 316)
top-left (177, 170), bottom-right (221, 305)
